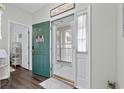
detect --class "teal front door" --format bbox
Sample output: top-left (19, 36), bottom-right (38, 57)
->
top-left (32, 21), bottom-right (50, 77)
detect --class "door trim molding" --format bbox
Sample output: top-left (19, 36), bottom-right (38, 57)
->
top-left (8, 20), bottom-right (32, 70)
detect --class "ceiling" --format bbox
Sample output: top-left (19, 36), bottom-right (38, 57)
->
top-left (10, 3), bottom-right (49, 14)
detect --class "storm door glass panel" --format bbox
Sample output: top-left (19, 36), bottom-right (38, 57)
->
top-left (53, 14), bottom-right (74, 81)
top-left (57, 26), bottom-right (72, 62)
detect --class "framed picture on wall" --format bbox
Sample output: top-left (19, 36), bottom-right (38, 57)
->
top-left (50, 3), bottom-right (75, 17)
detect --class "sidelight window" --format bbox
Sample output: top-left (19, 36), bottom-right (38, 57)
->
top-left (77, 13), bottom-right (87, 53)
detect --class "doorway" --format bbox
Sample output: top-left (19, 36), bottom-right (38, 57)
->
top-left (51, 7), bottom-right (91, 88)
top-left (9, 21), bottom-right (30, 70)
top-left (51, 15), bottom-right (75, 84)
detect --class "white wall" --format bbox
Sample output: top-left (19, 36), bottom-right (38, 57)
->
top-left (91, 4), bottom-right (117, 88)
top-left (32, 3), bottom-right (61, 24)
top-left (117, 4), bottom-right (124, 88)
top-left (1, 4), bottom-right (32, 49)
top-left (0, 4), bottom-right (32, 79)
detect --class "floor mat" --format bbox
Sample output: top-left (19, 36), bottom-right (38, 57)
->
top-left (39, 77), bottom-right (73, 89)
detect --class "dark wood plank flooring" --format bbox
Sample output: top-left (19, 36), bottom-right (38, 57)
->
top-left (0, 67), bottom-right (48, 89)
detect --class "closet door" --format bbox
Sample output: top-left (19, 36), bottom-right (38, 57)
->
top-left (75, 8), bottom-right (91, 88)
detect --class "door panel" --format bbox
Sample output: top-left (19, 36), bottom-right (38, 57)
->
top-left (32, 21), bottom-right (50, 77)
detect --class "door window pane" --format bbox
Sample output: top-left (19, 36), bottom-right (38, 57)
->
top-left (55, 15), bottom-right (74, 62)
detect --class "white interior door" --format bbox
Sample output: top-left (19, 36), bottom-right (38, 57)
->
top-left (21, 26), bottom-right (29, 69)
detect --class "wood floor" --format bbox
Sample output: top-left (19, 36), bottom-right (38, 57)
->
top-left (0, 67), bottom-right (48, 89)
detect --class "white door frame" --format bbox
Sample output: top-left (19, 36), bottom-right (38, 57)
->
top-left (50, 9), bottom-right (74, 77)
top-left (8, 20), bottom-right (32, 70)
top-left (51, 14), bottom-right (75, 81)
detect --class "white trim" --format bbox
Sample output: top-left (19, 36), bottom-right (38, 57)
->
top-left (8, 20), bottom-right (32, 70)
top-left (50, 20), bottom-right (52, 77)
top-left (50, 23), bottom-right (56, 76)
top-left (73, 8), bottom-right (77, 88)
top-left (89, 4), bottom-right (92, 89)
